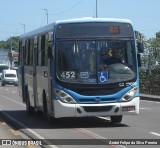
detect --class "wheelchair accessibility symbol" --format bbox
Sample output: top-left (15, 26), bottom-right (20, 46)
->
top-left (98, 72), bottom-right (108, 83)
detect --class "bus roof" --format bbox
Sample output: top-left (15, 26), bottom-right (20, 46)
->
top-left (55, 17), bottom-right (132, 25)
top-left (20, 23), bottom-right (54, 39)
top-left (20, 17), bottom-right (133, 39)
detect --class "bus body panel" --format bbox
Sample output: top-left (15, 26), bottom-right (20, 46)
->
top-left (25, 66), bottom-right (35, 107)
top-left (36, 66), bottom-right (48, 110)
top-left (54, 97), bottom-right (139, 118)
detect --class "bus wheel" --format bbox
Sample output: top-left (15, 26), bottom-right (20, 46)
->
top-left (26, 89), bottom-right (34, 115)
top-left (1, 82), bottom-right (5, 86)
top-left (110, 115), bottom-right (122, 124)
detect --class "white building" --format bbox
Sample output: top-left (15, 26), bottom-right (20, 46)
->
top-left (0, 49), bottom-right (10, 66)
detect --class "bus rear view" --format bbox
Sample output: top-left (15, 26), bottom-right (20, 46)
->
top-left (53, 18), bottom-right (141, 123)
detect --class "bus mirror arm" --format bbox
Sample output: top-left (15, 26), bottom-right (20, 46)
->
top-left (137, 53), bottom-right (141, 67)
top-left (137, 42), bottom-right (144, 53)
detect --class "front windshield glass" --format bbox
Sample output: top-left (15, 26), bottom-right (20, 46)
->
top-left (5, 74), bottom-right (16, 77)
top-left (56, 39), bottom-right (136, 84)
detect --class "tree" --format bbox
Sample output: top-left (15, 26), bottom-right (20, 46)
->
top-left (139, 32), bottom-right (160, 95)
top-left (0, 36), bottom-right (19, 51)
top-left (156, 31), bottom-right (160, 38)
top-left (150, 36), bottom-right (160, 60)
top-left (0, 41), bottom-right (6, 49)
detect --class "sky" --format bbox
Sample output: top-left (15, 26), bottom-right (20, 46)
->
top-left (0, 0), bottom-right (160, 41)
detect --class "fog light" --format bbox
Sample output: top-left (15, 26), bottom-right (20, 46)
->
top-left (114, 107), bottom-right (119, 113)
top-left (77, 108), bottom-right (82, 114)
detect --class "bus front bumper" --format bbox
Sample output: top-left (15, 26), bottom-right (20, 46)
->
top-left (54, 97), bottom-right (139, 118)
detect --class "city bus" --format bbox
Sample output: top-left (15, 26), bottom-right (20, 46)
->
top-left (18, 18), bottom-right (144, 123)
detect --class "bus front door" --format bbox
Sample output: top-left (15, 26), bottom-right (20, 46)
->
top-left (33, 37), bottom-right (38, 110)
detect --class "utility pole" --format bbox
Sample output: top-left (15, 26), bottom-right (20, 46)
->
top-left (10, 37), bottom-right (13, 68)
top-left (96, 0), bottom-right (98, 18)
top-left (42, 8), bottom-right (48, 24)
top-left (21, 24), bottom-right (25, 33)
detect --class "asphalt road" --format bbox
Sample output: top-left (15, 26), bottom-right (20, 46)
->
top-left (0, 85), bottom-right (160, 148)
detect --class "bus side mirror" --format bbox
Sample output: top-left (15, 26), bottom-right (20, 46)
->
top-left (137, 53), bottom-right (141, 67)
top-left (137, 42), bottom-right (144, 53)
top-left (48, 44), bottom-right (53, 59)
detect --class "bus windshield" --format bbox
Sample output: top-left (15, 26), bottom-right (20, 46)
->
top-left (56, 39), bottom-right (137, 84)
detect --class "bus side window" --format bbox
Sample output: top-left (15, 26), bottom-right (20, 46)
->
top-left (25, 40), bottom-right (28, 65)
top-left (37, 36), bottom-right (42, 66)
top-left (44, 34), bottom-right (48, 65)
top-left (28, 40), bottom-right (30, 65)
top-left (29, 39), bottom-right (33, 66)
top-left (41, 35), bottom-right (45, 66)
top-left (19, 41), bottom-right (22, 66)
top-left (37, 34), bottom-right (49, 66)
top-left (20, 40), bottom-right (25, 66)
top-left (48, 31), bottom-right (53, 59)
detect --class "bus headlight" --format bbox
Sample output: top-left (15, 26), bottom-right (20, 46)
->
top-left (120, 87), bottom-right (138, 102)
top-left (54, 89), bottom-right (76, 104)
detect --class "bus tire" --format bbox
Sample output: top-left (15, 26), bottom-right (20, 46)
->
top-left (110, 115), bottom-right (122, 124)
top-left (25, 88), bottom-right (34, 115)
top-left (1, 82), bottom-right (5, 86)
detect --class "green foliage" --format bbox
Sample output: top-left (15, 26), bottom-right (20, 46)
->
top-left (139, 31), bottom-right (160, 95)
top-left (0, 36), bottom-right (19, 51)
top-left (0, 41), bottom-right (6, 49)
top-left (156, 31), bottom-right (160, 38)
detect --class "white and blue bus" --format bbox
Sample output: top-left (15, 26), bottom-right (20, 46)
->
top-left (18, 18), bottom-right (143, 123)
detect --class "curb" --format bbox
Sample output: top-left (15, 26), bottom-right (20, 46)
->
top-left (140, 94), bottom-right (160, 102)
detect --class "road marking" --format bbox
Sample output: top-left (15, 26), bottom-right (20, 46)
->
top-left (141, 100), bottom-right (160, 104)
top-left (10, 129), bottom-right (20, 136)
top-left (28, 145), bottom-right (34, 148)
top-left (75, 128), bottom-right (127, 148)
top-left (0, 108), bottom-right (58, 148)
top-left (0, 121), bottom-right (7, 125)
top-left (150, 132), bottom-right (160, 137)
top-left (76, 128), bottom-right (107, 139)
top-left (0, 93), bottom-right (25, 106)
top-left (12, 91), bottom-right (16, 94)
top-left (140, 108), bottom-right (151, 110)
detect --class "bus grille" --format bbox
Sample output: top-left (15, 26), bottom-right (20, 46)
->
top-left (83, 106), bottom-right (112, 112)
top-left (79, 98), bottom-right (117, 103)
